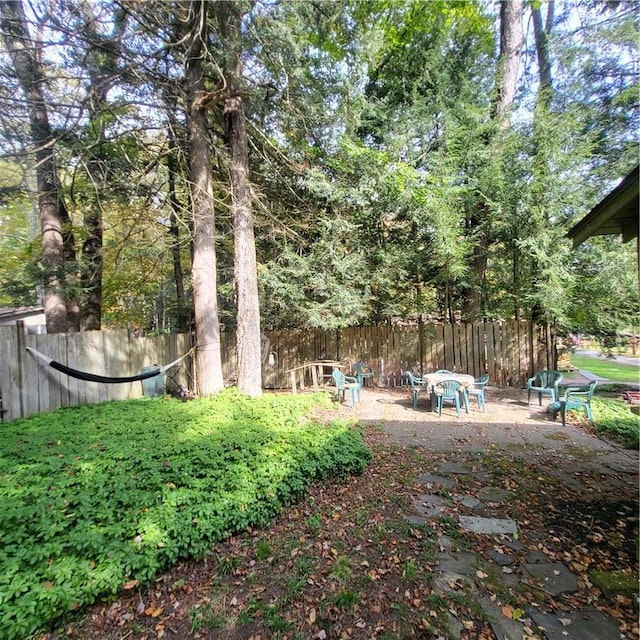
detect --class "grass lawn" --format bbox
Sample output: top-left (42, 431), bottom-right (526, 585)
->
top-left (0, 390), bottom-right (370, 639)
top-left (570, 354), bottom-right (640, 383)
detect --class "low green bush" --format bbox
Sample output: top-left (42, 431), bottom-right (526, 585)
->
top-left (591, 396), bottom-right (640, 449)
top-left (0, 389), bottom-right (371, 639)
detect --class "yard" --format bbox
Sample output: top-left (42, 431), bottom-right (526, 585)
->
top-left (0, 391), bottom-right (369, 639)
top-left (2, 385), bottom-right (637, 639)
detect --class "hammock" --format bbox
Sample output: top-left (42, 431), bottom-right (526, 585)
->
top-left (26, 346), bottom-right (193, 384)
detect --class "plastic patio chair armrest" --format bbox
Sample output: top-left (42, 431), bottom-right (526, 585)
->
top-left (344, 376), bottom-right (359, 384)
top-left (564, 389), bottom-right (590, 401)
top-left (562, 384), bottom-right (589, 396)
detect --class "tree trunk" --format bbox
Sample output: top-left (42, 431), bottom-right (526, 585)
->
top-left (80, 210), bottom-right (102, 331)
top-left (491, 0), bottom-right (524, 125)
top-left (462, 0), bottom-right (523, 321)
top-left (76, 8), bottom-right (119, 330)
top-left (181, 0), bottom-right (224, 396)
top-left (530, 1), bottom-right (555, 323)
top-left (0, 0), bottom-right (76, 333)
top-left (532, 2), bottom-right (553, 99)
top-left (166, 130), bottom-right (189, 331)
top-left (218, 1), bottom-right (263, 397)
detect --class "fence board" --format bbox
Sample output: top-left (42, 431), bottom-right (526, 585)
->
top-left (423, 324), bottom-right (436, 372)
top-left (506, 321), bottom-right (517, 387)
top-left (520, 321), bottom-right (529, 381)
top-left (442, 324), bottom-right (453, 370)
top-left (34, 334), bottom-right (52, 413)
top-left (459, 324), bottom-right (468, 374)
top-left (465, 323), bottom-right (475, 377)
top-left (54, 333), bottom-right (69, 408)
top-left (1, 326), bottom-right (21, 420)
top-left (496, 323), bottom-right (506, 386)
top-left (478, 322), bottom-right (486, 376)
top-left (65, 333), bottom-right (81, 407)
top-left (490, 323), bottom-right (498, 385)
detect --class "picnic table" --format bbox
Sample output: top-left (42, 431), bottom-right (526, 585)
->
top-left (423, 372), bottom-right (475, 391)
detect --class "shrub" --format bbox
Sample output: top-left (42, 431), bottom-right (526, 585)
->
top-left (0, 389), bottom-right (371, 638)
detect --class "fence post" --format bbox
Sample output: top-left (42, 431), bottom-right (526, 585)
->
top-left (15, 321), bottom-right (25, 419)
top-left (418, 319), bottom-right (425, 376)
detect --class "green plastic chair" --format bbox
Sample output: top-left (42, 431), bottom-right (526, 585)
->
top-left (526, 370), bottom-right (563, 405)
top-left (353, 361), bottom-right (375, 388)
top-left (467, 373), bottom-right (489, 412)
top-left (406, 370), bottom-right (426, 410)
top-left (550, 380), bottom-right (597, 426)
top-left (434, 379), bottom-right (464, 417)
top-left (332, 369), bottom-right (361, 407)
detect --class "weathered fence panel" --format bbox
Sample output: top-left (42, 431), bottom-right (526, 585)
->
top-left (0, 326), bottom-right (197, 421)
top-left (0, 321), bottom-right (554, 421)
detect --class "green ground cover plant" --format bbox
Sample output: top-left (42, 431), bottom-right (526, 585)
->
top-left (591, 397), bottom-right (640, 449)
top-left (570, 354), bottom-right (640, 384)
top-left (0, 390), bottom-right (371, 639)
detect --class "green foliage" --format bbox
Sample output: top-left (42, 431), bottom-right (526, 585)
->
top-left (591, 396), bottom-right (640, 449)
top-left (0, 161), bottom-right (40, 306)
top-left (260, 218), bottom-right (374, 329)
top-left (564, 237), bottom-right (639, 342)
top-left (0, 390), bottom-right (371, 638)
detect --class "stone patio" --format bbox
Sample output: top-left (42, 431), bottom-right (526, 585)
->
top-left (343, 385), bottom-right (639, 640)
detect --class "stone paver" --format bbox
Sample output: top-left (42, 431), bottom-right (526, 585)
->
top-left (411, 494), bottom-right (448, 519)
top-left (485, 548), bottom-right (515, 566)
top-left (415, 472), bottom-right (456, 489)
top-left (478, 594), bottom-right (528, 640)
top-left (458, 516), bottom-right (518, 536)
top-left (521, 562), bottom-right (578, 596)
top-left (435, 550), bottom-right (477, 576)
top-left (476, 486), bottom-right (514, 503)
top-left (435, 461), bottom-right (471, 474)
top-left (453, 494), bottom-right (482, 509)
top-left (527, 606), bottom-right (623, 640)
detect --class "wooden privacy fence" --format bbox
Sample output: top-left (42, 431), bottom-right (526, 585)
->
top-left (0, 326), bottom-right (196, 422)
top-left (264, 321), bottom-right (555, 392)
top-left (0, 320), bottom-right (555, 421)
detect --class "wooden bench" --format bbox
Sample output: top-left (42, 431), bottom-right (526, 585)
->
top-left (286, 361), bottom-right (343, 394)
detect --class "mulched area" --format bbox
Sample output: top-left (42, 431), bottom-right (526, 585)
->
top-left (39, 395), bottom-right (639, 640)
